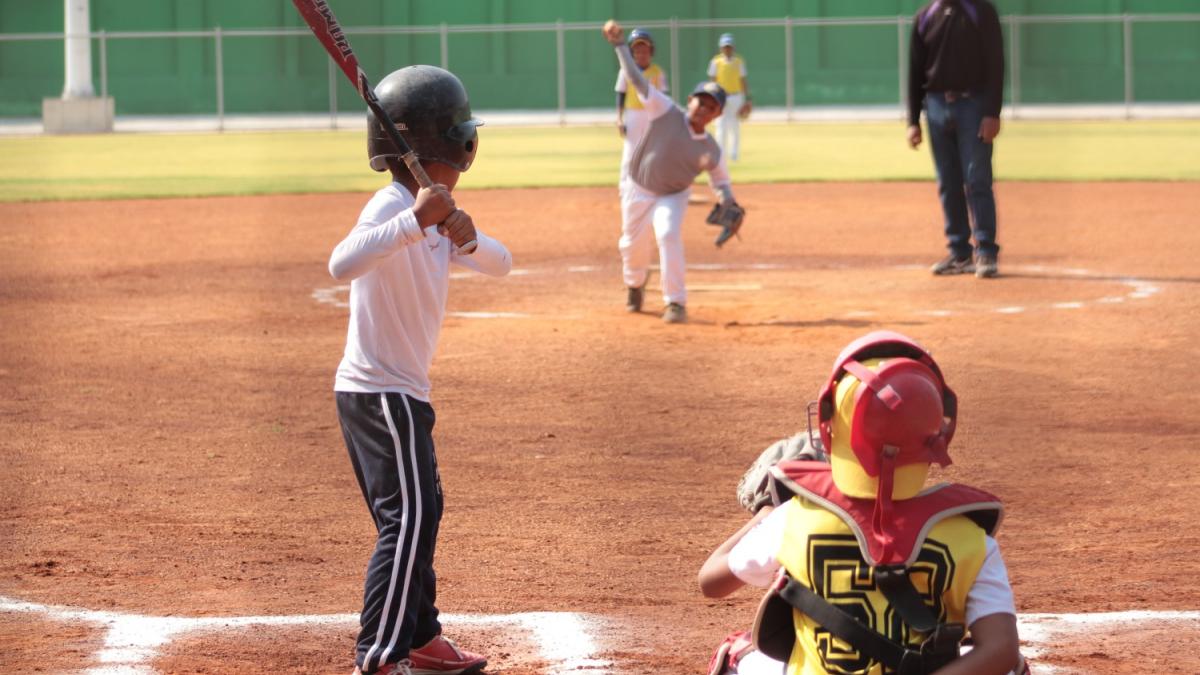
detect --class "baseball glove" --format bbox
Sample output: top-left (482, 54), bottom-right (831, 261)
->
top-left (736, 432), bottom-right (826, 513)
top-left (706, 201), bottom-right (746, 248)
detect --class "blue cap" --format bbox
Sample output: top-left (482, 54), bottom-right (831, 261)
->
top-left (691, 81), bottom-right (727, 110)
top-left (628, 28), bottom-right (654, 48)
top-left (719, 33), bottom-right (735, 47)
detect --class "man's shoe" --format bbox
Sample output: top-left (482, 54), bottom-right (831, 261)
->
top-left (662, 303), bottom-right (687, 324)
top-left (409, 635), bottom-right (487, 675)
top-left (930, 254), bottom-right (975, 275)
top-left (975, 253), bottom-right (998, 278)
top-left (626, 285), bottom-right (644, 313)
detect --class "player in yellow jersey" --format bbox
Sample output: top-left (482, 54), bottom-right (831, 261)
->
top-left (615, 28), bottom-right (669, 187)
top-left (699, 331), bottom-right (1028, 675)
top-left (707, 33), bottom-right (751, 161)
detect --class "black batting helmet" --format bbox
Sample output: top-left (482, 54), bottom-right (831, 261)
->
top-left (367, 65), bottom-right (483, 173)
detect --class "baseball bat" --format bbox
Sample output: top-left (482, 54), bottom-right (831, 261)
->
top-left (291, 0), bottom-right (477, 254)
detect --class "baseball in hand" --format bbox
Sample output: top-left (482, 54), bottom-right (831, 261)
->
top-left (603, 20), bottom-right (623, 44)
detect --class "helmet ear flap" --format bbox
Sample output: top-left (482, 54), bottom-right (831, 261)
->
top-left (811, 331), bottom-right (957, 472)
top-left (366, 65), bottom-right (482, 173)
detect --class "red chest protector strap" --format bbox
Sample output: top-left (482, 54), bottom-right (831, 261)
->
top-left (767, 460), bottom-right (1003, 566)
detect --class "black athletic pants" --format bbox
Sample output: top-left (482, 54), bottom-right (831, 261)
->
top-left (336, 391), bottom-right (444, 674)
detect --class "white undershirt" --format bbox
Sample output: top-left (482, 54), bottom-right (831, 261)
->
top-left (728, 499), bottom-right (1016, 628)
top-left (329, 182), bottom-right (511, 400)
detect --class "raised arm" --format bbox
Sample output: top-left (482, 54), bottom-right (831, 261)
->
top-left (603, 20), bottom-right (650, 99)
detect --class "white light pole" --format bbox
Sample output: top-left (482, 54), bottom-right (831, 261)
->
top-left (63, 0), bottom-right (95, 98)
top-left (43, 0), bottom-right (114, 133)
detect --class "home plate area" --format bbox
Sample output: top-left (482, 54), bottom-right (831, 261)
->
top-left (0, 595), bottom-right (607, 674)
top-left (4, 594), bottom-right (1200, 674)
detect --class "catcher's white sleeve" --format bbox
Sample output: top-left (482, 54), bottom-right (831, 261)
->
top-left (726, 502), bottom-right (790, 587)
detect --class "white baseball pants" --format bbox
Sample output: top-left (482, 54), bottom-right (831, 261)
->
top-left (619, 183), bottom-right (689, 307)
top-left (715, 92), bottom-right (744, 161)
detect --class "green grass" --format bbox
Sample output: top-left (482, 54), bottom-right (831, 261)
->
top-left (1, 120), bottom-right (1197, 202)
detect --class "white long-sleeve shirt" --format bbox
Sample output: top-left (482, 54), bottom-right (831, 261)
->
top-left (330, 182), bottom-right (511, 400)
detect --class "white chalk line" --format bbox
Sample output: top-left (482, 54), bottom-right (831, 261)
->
top-left (3, 594), bottom-right (1199, 674)
top-left (1016, 610), bottom-right (1200, 674)
top-left (311, 262), bottom-right (1165, 320)
top-left (0, 595), bottom-right (608, 675)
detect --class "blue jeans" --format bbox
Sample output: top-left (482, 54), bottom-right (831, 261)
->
top-left (925, 93), bottom-right (999, 259)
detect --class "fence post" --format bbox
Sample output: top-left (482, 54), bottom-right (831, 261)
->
top-left (328, 58), bottom-right (337, 129)
top-left (1122, 14), bottom-right (1133, 119)
top-left (440, 23), bottom-right (448, 70)
top-left (99, 29), bottom-right (108, 99)
top-left (669, 17), bottom-right (680, 105)
top-left (556, 19), bottom-right (566, 125)
top-left (1008, 16), bottom-right (1020, 120)
top-left (784, 16), bottom-right (794, 121)
top-left (897, 17), bottom-right (906, 119)
top-left (215, 26), bottom-right (224, 131)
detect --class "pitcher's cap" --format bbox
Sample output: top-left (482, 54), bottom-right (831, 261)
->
top-left (691, 81), bottom-right (727, 109)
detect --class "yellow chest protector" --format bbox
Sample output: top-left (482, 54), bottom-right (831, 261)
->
top-left (778, 501), bottom-right (986, 675)
top-left (755, 462), bottom-right (1001, 675)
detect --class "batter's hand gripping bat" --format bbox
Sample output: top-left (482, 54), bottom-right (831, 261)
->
top-left (292, 0), bottom-right (477, 254)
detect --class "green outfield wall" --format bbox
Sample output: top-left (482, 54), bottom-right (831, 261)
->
top-left (2, 0), bottom-right (1198, 117)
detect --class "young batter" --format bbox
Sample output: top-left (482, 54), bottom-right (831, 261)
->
top-left (331, 65), bottom-right (511, 675)
top-left (603, 20), bottom-right (740, 324)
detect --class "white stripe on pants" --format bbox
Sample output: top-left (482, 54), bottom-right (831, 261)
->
top-left (364, 393), bottom-right (423, 669)
top-left (620, 183), bottom-right (689, 306)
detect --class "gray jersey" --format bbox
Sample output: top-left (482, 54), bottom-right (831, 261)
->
top-left (612, 41), bottom-right (733, 201)
top-left (627, 86), bottom-right (725, 196)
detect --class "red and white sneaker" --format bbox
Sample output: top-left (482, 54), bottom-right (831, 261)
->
top-left (352, 659), bottom-right (413, 675)
top-left (408, 634), bottom-right (487, 674)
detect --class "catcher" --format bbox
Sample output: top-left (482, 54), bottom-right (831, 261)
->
top-left (699, 331), bottom-right (1030, 675)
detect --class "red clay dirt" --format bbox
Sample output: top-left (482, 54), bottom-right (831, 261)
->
top-left (1, 182), bottom-right (1198, 673)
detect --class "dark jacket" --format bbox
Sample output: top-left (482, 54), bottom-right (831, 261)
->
top-left (907, 0), bottom-right (1005, 126)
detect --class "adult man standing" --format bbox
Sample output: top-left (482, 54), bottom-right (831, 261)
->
top-left (707, 33), bottom-right (751, 162)
top-left (907, 0), bottom-right (1005, 279)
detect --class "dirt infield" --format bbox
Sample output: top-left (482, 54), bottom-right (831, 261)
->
top-left (2, 182), bottom-right (1198, 674)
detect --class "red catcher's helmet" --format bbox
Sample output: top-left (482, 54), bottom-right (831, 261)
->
top-left (815, 331), bottom-right (956, 477)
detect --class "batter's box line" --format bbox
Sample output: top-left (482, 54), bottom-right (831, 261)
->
top-left (0, 595), bottom-right (609, 675)
top-left (315, 263), bottom-right (1164, 321)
